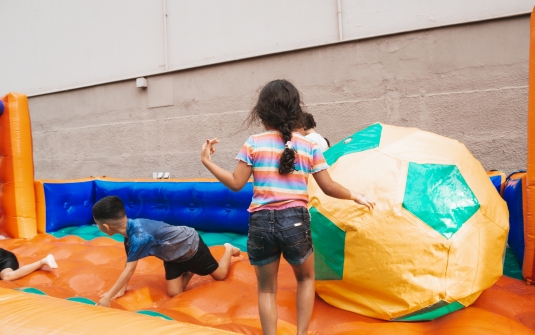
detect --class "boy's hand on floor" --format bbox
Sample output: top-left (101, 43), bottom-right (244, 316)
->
top-left (96, 294), bottom-right (112, 307)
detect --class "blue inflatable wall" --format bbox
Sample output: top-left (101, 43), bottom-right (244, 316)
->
top-left (489, 176), bottom-right (501, 193)
top-left (95, 180), bottom-right (252, 234)
top-left (502, 172), bottom-right (526, 266)
top-left (487, 170), bottom-right (506, 195)
top-left (489, 176), bottom-right (504, 194)
top-left (40, 179), bottom-right (252, 235)
top-left (41, 180), bottom-right (95, 232)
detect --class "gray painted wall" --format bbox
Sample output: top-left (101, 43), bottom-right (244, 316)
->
top-left (28, 16), bottom-right (529, 180)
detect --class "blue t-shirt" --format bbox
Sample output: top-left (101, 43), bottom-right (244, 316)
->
top-left (123, 218), bottom-right (199, 263)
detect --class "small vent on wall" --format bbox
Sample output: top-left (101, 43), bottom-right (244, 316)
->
top-left (152, 172), bottom-right (170, 179)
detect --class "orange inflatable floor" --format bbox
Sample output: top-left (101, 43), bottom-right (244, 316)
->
top-left (0, 234), bottom-right (534, 335)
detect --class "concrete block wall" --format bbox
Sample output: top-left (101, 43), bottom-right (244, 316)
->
top-left (28, 16), bottom-right (529, 180)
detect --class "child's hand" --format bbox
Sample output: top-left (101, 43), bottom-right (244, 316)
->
top-left (351, 192), bottom-right (376, 210)
top-left (96, 294), bottom-right (112, 308)
top-left (201, 138), bottom-right (220, 163)
top-left (98, 289), bottom-right (124, 301)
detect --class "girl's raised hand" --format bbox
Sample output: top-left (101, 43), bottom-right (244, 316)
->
top-left (201, 138), bottom-right (220, 162)
top-left (351, 192), bottom-right (376, 211)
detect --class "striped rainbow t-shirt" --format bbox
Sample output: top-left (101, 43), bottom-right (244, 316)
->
top-left (236, 130), bottom-right (329, 212)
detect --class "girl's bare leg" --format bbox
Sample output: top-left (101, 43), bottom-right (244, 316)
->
top-left (290, 253), bottom-right (315, 335)
top-left (255, 258), bottom-right (281, 335)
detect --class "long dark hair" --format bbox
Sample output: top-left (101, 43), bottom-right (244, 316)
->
top-left (243, 80), bottom-right (304, 174)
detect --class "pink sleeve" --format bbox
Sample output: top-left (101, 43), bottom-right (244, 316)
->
top-left (235, 136), bottom-right (254, 166)
top-left (311, 142), bottom-right (329, 173)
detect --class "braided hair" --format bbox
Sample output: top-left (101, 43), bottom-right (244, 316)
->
top-left (243, 80), bottom-right (305, 174)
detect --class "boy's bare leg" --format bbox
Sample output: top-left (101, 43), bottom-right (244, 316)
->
top-left (182, 271), bottom-right (194, 289)
top-left (209, 243), bottom-right (240, 281)
top-left (166, 277), bottom-right (181, 297)
top-left (0, 254), bottom-right (57, 281)
top-left (255, 259), bottom-right (280, 335)
top-left (167, 272), bottom-right (195, 297)
top-left (290, 253), bottom-right (315, 335)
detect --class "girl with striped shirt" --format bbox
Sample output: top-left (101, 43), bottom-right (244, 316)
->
top-left (201, 79), bottom-right (374, 335)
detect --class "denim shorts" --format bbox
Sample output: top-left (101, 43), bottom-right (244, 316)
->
top-left (247, 206), bottom-right (313, 266)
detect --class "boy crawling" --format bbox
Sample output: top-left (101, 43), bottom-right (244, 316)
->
top-left (92, 196), bottom-right (240, 307)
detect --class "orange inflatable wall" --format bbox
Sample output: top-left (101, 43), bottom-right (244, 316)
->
top-left (0, 93), bottom-right (37, 239)
top-left (0, 287), bottom-right (237, 335)
top-left (525, 7), bottom-right (535, 285)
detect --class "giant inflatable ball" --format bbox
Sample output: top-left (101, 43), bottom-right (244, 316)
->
top-left (308, 123), bottom-right (509, 321)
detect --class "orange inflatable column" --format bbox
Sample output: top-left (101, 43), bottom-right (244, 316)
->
top-left (525, 7), bottom-right (535, 285)
top-left (0, 93), bottom-right (37, 238)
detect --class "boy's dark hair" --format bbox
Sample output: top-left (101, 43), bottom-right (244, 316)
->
top-left (244, 79), bottom-right (305, 175)
top-left (302, 112), bottom-right (316, 131)
top-left (92, 196), bottom-right (126, 222)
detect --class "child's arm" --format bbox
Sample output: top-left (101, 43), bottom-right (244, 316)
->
top-left (115, 283), bottom-right (127, 298)
top-left (313, 170), bottom-right (375, 210)
top-left (97, 260), bottom-right (138, 307)
top-left (201, 138), bottom-right (252, 191)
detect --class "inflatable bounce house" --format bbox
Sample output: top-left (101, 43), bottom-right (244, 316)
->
top-left (1, 11), bottom-right (535, 335)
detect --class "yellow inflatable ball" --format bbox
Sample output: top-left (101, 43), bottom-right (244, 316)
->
top-left (308, 123), bottom-right (508, 321)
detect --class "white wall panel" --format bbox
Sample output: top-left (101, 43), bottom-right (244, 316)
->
top-left (165, 0), bottom-right (339, 70)
top-left (0, 0), bottom-right (164, 96)
top-left (341, 0), bottom-right (533, 40)
top-left (0, 0), bottom-right (532, 96)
